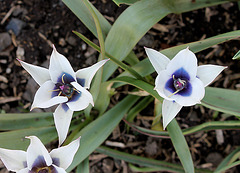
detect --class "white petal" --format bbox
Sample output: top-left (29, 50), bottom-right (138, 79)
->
top-left (49, 45), bottom-right (76, 83)
top-left (76, 59), bottom-right (109, 89)
top-left (50, 137), bottom-right (80, 169)
top-left (154, 70), bottom-right (174, 101)
top-left (0, 148), bottom-right (27, 172)
top-left (67, 82), bottom-right (94, 111)
top-left (18, 59), bottom-right (51, 86)
top-left (31, 81), bottom-right (68, 110)
top-left (162, 99), bottom-right (182, 129)
top-left (53, 104), bottom-right (74, 146)
top-left (175, 78), bottom-right (205, 106)
top-left (52, 164), bottom-right (67, 173)
top-left (26, 136), bottom-right (52, 170)
top-left (17, 168), bottom-right (29, 173)
top-left (144, 47), bottom-right (170, 74)
top-left (166, 47), bottom-right (197, 80)
top-left (197, 65), bottom-right (227, 87)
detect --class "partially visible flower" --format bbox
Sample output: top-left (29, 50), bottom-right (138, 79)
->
top-left (145, 47), bottom-right (226, 129)
top-left (0, 136), bottom-right (80, 173)
top-left (18, 45), bottom-right (108, 145)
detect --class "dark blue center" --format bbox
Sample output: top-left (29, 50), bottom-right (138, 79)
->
top-left (165, 68), bottom-right (192, 97)
top-left (51, 73), bottom-right (81, 102)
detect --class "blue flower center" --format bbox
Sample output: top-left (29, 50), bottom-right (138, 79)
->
top-left (52, 73), bottom-right (80, 100)
top-left (173, 75), bottom-right (186, 91)
top-left (165, 67), bottom-right (192, 97)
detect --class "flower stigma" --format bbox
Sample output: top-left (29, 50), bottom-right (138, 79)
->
top-left (168, 75), bottom-right (187, 98)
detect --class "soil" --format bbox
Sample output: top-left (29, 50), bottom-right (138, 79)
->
top-left (0, 0), bottom-right (240, 173)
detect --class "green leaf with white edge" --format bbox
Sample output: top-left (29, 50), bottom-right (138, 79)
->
top-left (120, 30), bottom-right (240, 78)
top-left (112, 0), bottom-right (139, 6)
top-left (0, 112), bottom-right (53, 130)
top-left (202, 87), bottom-right (240, 117)
top-left (102, 0), bottom-right (230, 81)
top-left (214, 161), bottom-right (240, 173)
top-left (67, 95), bottom-right (140, 172)
top-left (0, 127), bottom-right (57, 150)
top-left (97, 146), bottom-right (185, 172)
top-left (129, 120), bottom-right (240, 137)
top-left (167, 119), bottom-right (194, 173)
top-left (76, 157), bottom-right (89, 173)
top-left (233, 50), bottom-right (240, 60)
top-left (62, 0), bottom-right (111, 38)
top-left (215, 147), bottom-right (240, 172)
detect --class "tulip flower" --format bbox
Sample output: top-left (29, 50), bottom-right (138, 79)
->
top-left (145, 47), bottom-right (226, 129)
top-left (0, 136), bottom-right (80, 173)
top-left (18, 45), bottom-right (108, 145)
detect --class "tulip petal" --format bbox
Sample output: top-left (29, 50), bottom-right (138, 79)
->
top-left (53, 104), bottom-right (74, 146)
top-left (50, 137), bottom-right (80, 169)
top-left (31, 81), bottom-right (68, 110)
top-left (154, 70), bottom-right (174, 101)
top-left (26, 136), bottom-right (52, 170)
top-left (76, 59), bottom-right (109, 89)
top-left (49, 45), bottom-right (76, 83)
top-left (162, 99), bottom-right (182, 129)
top-left (145, 47), bottom-right (170, 74)
top-left (0, 148), bottom-right (27, 172)
top-left (174, 78), bottom-right (205, 106)
top-left (17, 168), bottom-right (29, 173)
top-left (67, 82), bottom-right (94, 111)
top-left (52, 165), bottom-right (67, 173)
top-left (197, 65), bottom-right (227, 87)
top-left (17, 59), bottom-right (50, 86)
top-left (166, 47), bottom-right (197, 80)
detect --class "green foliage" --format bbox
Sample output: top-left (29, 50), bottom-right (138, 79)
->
top-left (2, 0), bottom-right (240, 173)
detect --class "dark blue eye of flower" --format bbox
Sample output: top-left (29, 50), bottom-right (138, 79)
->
top-left (52, 73), bottom-right (80, 99)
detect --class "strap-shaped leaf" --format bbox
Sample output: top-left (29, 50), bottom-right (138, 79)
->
top-left (102, 0), bottom-right (230, 81)
top-left (67, 95), bottom-right (140, 172)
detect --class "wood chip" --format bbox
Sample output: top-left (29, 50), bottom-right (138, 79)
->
top-left (0, 75), bottom-right (8, 83)
top-left (153, 23), bottom-right (169, 32)
top-left (0, 96), bottom-right (21, 104)
top-left (1, 6), bottom-right (16, 25)
top-left (105, 140), bottom-right (125, 148)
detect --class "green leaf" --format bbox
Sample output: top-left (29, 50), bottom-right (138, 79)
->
top-left (0, 112), bottom-right (53, 130)
top-left (121, 30), bottom-right (240, 78)
top-left (97, 146), bottom-right (213, 173)
top-left (129, 164), bottom-right (163, 172)
top-left (202, 87), bottom-right (240, 117)
top-left (76, 157), bottom-right (89, 173)
top-left (112, 0), bottom-right (139, 6)
top-left (214, 161), bottom-right (240, 173)
top-left (62, 0), bottom-right (111, 38)
top-left (233, 50), bottom-right (240, 60)
top-left (0, 127), bottom-right (57, 150)
top-left (102, 0), bottom-right (230, 81)
top-left (97, 146), bottom-right (185, 172)
top-left (94, 82), bottom-right (115, 115)
top-left (215, 147), bottom-right (240, 172)
top-left (167, 119), bottom-right (194, 173)
top-left (111, 76), bottom-right (162, 102)
top-left (129, 120), bottom-right (240, 137)
top-left (67, 95), bottom-right (140, 172)
top-left (126, 96), bottom-right (154, 122)
top-left (73, 30), bottom-right (144, 80)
